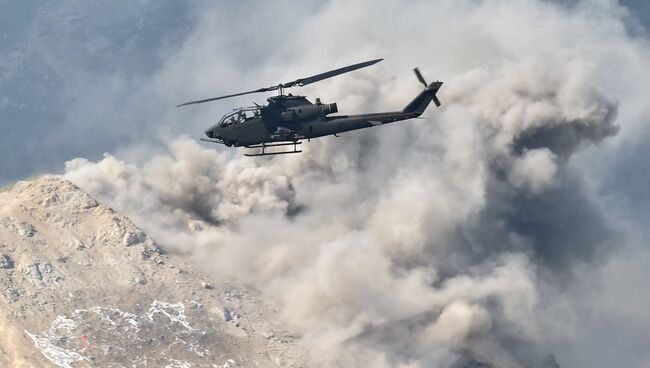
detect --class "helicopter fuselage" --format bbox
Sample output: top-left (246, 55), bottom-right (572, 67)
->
top-left (178, 58), bottom-right (443, 156)
top-left (205, 84), bottom-right (440, 148)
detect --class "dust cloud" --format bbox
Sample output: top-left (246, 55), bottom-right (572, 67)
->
top-left (64, 1), bottom-right (650, 367)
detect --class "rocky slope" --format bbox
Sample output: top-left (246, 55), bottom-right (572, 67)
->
top-left (0, 177), bottom-right (302, 367)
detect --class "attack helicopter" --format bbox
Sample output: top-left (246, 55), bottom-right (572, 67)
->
top-left (177, 59), bottom-right (442, 156)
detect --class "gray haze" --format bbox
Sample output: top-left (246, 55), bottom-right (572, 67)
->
top-left (3, 0), bottom-right (650, 367)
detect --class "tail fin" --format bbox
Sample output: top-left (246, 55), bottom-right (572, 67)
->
top-left (402, 67), bottom-right (443, 115)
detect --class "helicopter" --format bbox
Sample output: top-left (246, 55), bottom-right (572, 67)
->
top-left (177, 59), bottom-right (442, 156)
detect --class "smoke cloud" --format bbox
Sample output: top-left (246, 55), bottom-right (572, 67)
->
top-left (58, 0), bottom-right (650, 367)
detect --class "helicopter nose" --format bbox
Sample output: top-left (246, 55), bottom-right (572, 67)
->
top-left (205, 127), bottom-right (221, 139)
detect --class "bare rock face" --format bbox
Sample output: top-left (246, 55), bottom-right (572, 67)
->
top-left (0, 177), bottom-right (302, 367)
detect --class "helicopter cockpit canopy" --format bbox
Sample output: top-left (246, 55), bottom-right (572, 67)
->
top-left (218, 106), bottom-right (261, 127)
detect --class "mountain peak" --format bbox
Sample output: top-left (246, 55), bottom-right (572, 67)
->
top-left (0, 176), bottom-right (302, 367)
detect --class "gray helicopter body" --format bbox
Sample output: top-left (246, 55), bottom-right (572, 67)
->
top-left (179, 59), bottom-right (443, 156)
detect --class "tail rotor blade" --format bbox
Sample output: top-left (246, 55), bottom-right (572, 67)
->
top-left (433, 95), bottom-right (442, 107)
top-left (413, 67), bottom-right (427, 87)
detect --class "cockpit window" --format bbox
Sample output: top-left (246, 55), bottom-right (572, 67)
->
top-left (218, 107), bottom-right (260, 127)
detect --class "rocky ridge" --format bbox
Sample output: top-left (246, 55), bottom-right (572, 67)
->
top-left (0, 176), bottom-right (302, 367)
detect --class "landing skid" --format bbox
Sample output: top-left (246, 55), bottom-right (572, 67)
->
top-left (244, 141), bottom-right (302, 157)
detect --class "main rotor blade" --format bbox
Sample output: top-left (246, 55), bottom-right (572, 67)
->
top-left (283, 58), bottom-right (383, 88)
top-left (177, 58), bottom-right (382, 107)
top-left (177, 86), bottom-right (277, 107)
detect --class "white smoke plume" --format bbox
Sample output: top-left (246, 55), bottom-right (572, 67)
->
top-left (62, 0), bottom-right (650, 367)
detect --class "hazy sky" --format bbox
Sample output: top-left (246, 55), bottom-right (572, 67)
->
top-left (3, 1), bottom-right (650, 367)
top-left (0, 0), bottom-right (648, 186)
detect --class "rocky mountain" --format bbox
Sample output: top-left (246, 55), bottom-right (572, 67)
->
top-left (0, 177), bottom-right (303, 367)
